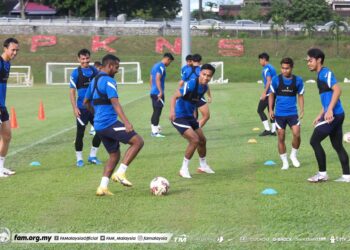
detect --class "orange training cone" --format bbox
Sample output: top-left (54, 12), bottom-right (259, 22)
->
top-left (10, 107), bottom-right (19, 129)
top-left (38, 100), bottom-right (45, 120)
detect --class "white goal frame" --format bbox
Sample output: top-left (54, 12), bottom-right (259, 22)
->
top-left (46, 62), bottom-right (143, 85)
top-left (209, 61), bottom-right (228, 84)
top-left (8, 66), bottom-right (33, 87)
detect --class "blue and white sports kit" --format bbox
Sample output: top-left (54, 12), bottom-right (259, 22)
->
top-left (0, 56), bottom-right (11, 122)
top-left (85, 73), bottom-right (137, 153)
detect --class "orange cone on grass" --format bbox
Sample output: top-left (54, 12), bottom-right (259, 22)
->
top-left (10, 107), bottom-right (19, 129)
top-left (38, 100), bottom-right (45, 120)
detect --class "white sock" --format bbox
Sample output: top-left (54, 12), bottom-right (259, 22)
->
top-left (271, 123), bottom-right (276, 133)
top-left (181, 157), bottom-right (190, 171)
top-left (291, 147), bottom-right (298, 158)
top-left (319, 171), bottom-right (327, 176)
top-left (280, 153), bottom-right (288, 164)
top-left (342, 175), bottom-right (350, 179)
top-left (89, 147), bottom-right (98, 158)
top-left (116, 163), bottom-right (128, 175)
top-left (151, 124), bottom-right (158, 134)
top-left (199, 157), bottom-right (207, 168)
top-left (90, 126), bottom-right (95, 132)
top-left (76, 151), bottom-right (83, 161)
top-left (100, 176), bottom-right (109, 188)
top-left (262, 120), bottom-right (270, 131)
top-left (0, 157), bottom-right (5, 171)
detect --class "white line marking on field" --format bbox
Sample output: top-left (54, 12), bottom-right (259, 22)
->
top-left (8, 94), bottom-right (149, 157)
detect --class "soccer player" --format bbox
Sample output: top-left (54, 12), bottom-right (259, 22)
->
top-left (0, 38), bottom-right (19, 178)
top-left (181, 54), bottom-right (193, 77)
top-left (150, 52), bottom-right (174, 137)
top-left (269, 57), bottom-right (304, 170)
top-left (179, 54), bottom-right (212, 128)
top-left (170, 64), bottom-right (216, 178)
top-left (306, 48), bottom-right (350, 183)
top-left (94, 61), bottom-right (102, 71)
top-left (258, 52), bottom-right (277, 136)
top-left (84, 54), bottom-right (144, 196)
top-left (69, 49), bottom-right (101, 167)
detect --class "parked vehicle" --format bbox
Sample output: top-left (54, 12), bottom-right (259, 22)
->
top-left (317, 21), bottom-right (349, 32)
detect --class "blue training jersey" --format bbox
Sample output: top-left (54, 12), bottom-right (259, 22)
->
top-left (85, 73), bottom-right (119, 131)
top-left (0, 57), bottom-right (11, 107)
top-left (270, 75), bottom-right (304, 116)
top-left (175, 78), bottom-right (208, 118)
top-left (70, 66), bottom-right (98, 109)
top-left (317, 67), bottom-right (344, 115)
top-left (150, 62), bottom-right (166, 95)
top-left (181, 65), bottom-right (190, 77)
top-left (181, 65), bottom-right (200, 81)
top-left (262, 64), bottom-right (277, 95)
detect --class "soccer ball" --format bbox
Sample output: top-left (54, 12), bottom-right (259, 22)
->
top-left (150, 177), bottom-right (170, 196)
top-left (343, 132), bottom-right (350, 143)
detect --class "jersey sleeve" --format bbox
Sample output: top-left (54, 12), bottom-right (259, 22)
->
top-left (265, 68), bottom-right (272, 78)
top-left (297, 77), bottom-right (305, 95)
top-left (105, 79), bottom-right (119, 99)
top-left (179, 80), bottom-right (195, 96)
top-left (157, 65), bottom-right (165, 77)
top-left (270, 76), bottom-right (278, 93)
top-left (69, 69), bottom-right (78, 88)
top-left (327, 70), bottom-right (338, 88)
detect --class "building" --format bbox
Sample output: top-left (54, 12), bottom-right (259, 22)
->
top-left (327, 0), bottom-right (350, 16)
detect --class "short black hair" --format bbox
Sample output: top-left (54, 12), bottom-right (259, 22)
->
top-left (192, 54), bottom-right (202, 62)
top-left (280, 57), bottom-right (294, 68)
top-left (77, 48), bottom-right (91, 57)
top-left (201, 63), bottom-right (216, 75)
top-left (258, 52), bottom-right (269, 61)
top-left (94, 61), bottom-right (102, 67)
top-left (307, 48), bottom-right (325, 64)
top-left (102, 54), bottom-right (120, 66)
top-left (3, 37), bottom-right (18, 48)
top-left (185, 54), bottom-right (193, 61)
top-left (163, 52), bottom-right (174, 61)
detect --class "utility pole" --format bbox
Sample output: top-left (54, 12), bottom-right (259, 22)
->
top-left (182, 0), bottom-right (191, 66)
top-left (95, 0), bottom-right (99, 20)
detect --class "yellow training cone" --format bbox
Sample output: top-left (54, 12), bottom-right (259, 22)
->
top-left (252, 127), bottom-right (260, 131)
top-left (248, 139), bottom-right (257, 144)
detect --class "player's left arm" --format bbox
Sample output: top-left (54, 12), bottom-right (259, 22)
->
top-left (325, 72), bottom-right (340, 123)
top-left (83, 84), bottom-right (94, 114)
top-left (170, 90), bottom-right (182, 121)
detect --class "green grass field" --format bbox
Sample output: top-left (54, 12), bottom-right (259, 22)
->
top-left (2, 79), bottom-right (350, 249)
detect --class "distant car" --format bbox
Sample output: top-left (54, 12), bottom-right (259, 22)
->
top-left (129, 18), bottom-right (146, 24)
top-left (191, 19), bottom-right (224, 30)
top-left (234, 19), bottom-right (257, 25)
top-left (317, 21), bottom-right (348, 32)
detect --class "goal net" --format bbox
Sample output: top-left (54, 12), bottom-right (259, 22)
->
top-left (46, 62), bottom-right (143, 85)
top-left (209, 61), bottom-right (228, 84)
top-left (8, 66), bottom-right (33, 87)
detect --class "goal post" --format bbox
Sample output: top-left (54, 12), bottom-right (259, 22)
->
top-left (46, 62), bottom-right (143, 85)
top-left (209, 61), bottom-right (228, 84)
top-left (7, 66), bottom-right (33, 87)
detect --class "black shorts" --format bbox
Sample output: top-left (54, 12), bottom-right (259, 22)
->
top-left (0, 107), bottom-right (9, 122)
top-left (196, 97), bottom-right (207, 108)
top-left (275, 115), bottom-right (300, 130)
top-left (314, 113), bottom-right (344, 135)
top-left (172, 117), bottom-right (199, 135)
top-left (150, 94), bottom-right (165, 109)
top-left (76, 108), bottom-right (94, 127)
top-left (96, 121), bottom-right (138, 153)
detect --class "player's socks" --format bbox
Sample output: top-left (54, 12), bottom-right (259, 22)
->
top-left (0, 157), bottom-right (5, 173)
top-left (76, 151), bottom-right (83, 161)
top-left (262, 120), bottom-right (271, 131)
top-left (151, 124), bottom-right (158, 134)
top-left (116, 163), bottom-right (128, 175)
top-left (179, 157), bottom-right (191, 178)
top-left (100, 176), bottom-right (109, 188)
top-left (280, 153), bottom-right (289, 170)
top-left (271, 123), bottom-right (276, 133)
top-left (290, 148), bottom-right (300, 167)
top-left (89, 147), bottom-right (98, 158)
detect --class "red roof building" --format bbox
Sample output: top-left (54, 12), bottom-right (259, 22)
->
top-left (11, 1), bottom-right (56, 15)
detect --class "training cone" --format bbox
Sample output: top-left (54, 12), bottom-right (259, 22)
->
top-left (261, 188), bottom-right (278, 195)
top-left (38, 100), bottom-right (45, 120)
top-left (264, 160), bottom-right (276, 166)
top-left (252, 127), bottom-right (260, 131)
top-left (248, 139), bottom-right (257, 144)
top-left (10, 107), bottom-right (19, 129)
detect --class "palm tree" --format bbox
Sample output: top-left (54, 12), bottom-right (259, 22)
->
top-left (199, 0), bottom-right (203, 20)
top-left (20, 0), bottom-right (25, 19)
top-left (270, 14), bottom-right (286, 55)
top-left (328, 15), bottom-right (348, 56)
top-left (301, 21), bottom-right (316, 39)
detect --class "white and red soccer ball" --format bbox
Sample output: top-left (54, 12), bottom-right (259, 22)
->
top-left (150, 177), bottom-right (169, 196)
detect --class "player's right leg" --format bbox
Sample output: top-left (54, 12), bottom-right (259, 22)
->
top-left (0, 112), bottom-right (15, 177)
top-left (290, 117), bottom-right (301, 168)
top-left (195, 127), bottom-right (215, 174)
top-left (198, 101), bottom-right (210, 128)
top-left (75, 119), bottom-right (86, 167)
top-left (275, 117), bottom-right (288, 170)
top-left (257, 99), bottom-right (271, 136)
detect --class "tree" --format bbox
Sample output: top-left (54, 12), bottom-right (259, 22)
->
top-left (239, 2), bottom-right (263, 21)
top-left (301, 21), bottom-right (317, 38)
top-left (199, 0), bottom-right (203, 20)
top-left (20, 0), bottom-right (26, 19)
top-left (270, 14), bottom-right (286, 55)
top-left (269, 0), bottom-right (290, 22)
top-left (288, 0), bottom-right (331, 24)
